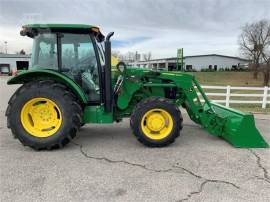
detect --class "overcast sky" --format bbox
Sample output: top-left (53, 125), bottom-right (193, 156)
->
top-left (0, 0), bottom-right (270, 58)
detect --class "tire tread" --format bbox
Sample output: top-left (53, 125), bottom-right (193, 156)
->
top-left (6, 80), bottom-right (83, 150)
top-left (130, 97), bottom-right (183, 147)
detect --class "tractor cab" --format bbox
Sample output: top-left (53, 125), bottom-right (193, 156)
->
top-left (20, 24), bottom-right (113, 106)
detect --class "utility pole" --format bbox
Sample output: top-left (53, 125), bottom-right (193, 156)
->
top-left (4, 41), bottom-right (7, 54)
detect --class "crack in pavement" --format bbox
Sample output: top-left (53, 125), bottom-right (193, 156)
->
top-left (177, 179), bottom-right (240, 202)
top-left (72, 141), bottom-right (240, 202)
top-left (72, 141), bottom-right (173, 173)
top-left (173, 165), bottom-right (203, 179)
top-left (174, 164), bottom-right (240, 202)
top-left (248, 149), bottom-right (270, 184)
top-left (254, 176), bottom-right (270, 184)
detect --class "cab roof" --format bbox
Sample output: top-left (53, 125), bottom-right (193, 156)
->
top-left (21, 24), bottom-right (104, 41)
top-left (24, 24), bottom-right (98, 30)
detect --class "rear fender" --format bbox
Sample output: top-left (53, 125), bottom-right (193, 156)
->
top-left (7, 69), bottom-right (88, 104)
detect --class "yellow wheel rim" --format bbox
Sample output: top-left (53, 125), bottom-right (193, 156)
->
top-left (141, 108), bottom-right (173, 140)
top-left (20, 97), bottom-right (62, 137)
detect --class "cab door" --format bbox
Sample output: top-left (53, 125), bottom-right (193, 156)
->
top-left (60, 33), bottom-right (101, 103)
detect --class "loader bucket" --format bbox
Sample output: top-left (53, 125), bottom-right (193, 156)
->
top-left (210, 103), bottom-right (269, 148)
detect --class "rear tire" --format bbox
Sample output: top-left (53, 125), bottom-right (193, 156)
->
top-left (6, 80), bottom-right (82, 150)
top-left (130, 97), bottom-right (183, 147)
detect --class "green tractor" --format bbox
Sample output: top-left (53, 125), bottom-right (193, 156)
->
top-left (6, 24), bottom-right (269, 150)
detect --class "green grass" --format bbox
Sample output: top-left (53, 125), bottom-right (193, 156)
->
top-left (188, 71), bottom-right (266, 86)
top-left (230, 104), bottom-right (270, 113)
top-left (187, 72), bottom-right (269, 113)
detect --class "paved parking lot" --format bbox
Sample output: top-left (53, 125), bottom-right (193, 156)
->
top-left (0, 76), bottom-right (269, 202)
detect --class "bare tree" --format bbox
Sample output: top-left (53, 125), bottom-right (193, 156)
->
top-left (239, 20), bottom-right (270, 85)
top-left (126, 52), bottom-right (136, 62)
top-left (143, 52), bottom-right (152, 61)
top-left (261, 52), bottom-right (270, 86)
top-left (112, 51), bottom-right (147, 63)
top-left (112, 50), bottom-right (121, 58)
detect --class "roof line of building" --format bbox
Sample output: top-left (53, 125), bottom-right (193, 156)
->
top-left (0, 54), bottom-right (31, 58)
top-left (0, 56), bottom-right (31, 59)
top-left (137, 54), bottom-right (250, 62)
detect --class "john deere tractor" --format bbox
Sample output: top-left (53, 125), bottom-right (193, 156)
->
top-left (6, 24), bottom-right (269, 150)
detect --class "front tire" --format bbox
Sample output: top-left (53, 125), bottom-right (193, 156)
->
top-left (130, 97), bottom-right (182, 147)
top-left (6, 80), bottom-right (82, 150)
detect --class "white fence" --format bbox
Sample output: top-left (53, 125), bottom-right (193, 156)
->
top-left (199, 85), bottom-right (270, 109)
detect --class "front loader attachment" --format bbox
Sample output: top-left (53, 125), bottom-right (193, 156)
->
top-left (210, 103), bottom-right (269, 148)
top-left (184, 78), bottom-right (269, 148)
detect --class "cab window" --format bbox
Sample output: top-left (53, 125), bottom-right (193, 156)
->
top-left (61, 33), bottom-right (100, 103)
top-left (30, 33), bottom-right (58, 69)
top-left (30, 32), bottom-right (100, 103)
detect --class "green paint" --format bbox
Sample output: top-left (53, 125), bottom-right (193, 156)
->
top-left (10, 67), bottom-right (268, 148)
top-left (143, 83), bottom-right (176, 87)
top-left (7, 69), bottom-right (88, 103)
top-left (211, 103), bottom-right (269, 148)
top-left (116, 68), bottom-right (269, 148)
top-left (117, 79), bottom-right (142, 110)
top-left (83, 105), bottom-right (113, 124)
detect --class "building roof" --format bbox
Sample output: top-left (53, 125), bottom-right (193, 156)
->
top-left (184, 54), bottom-right (250, 61)
top-left (139, 54), bottom-right (250, 62)
top-left (0, 53), bottom-right (31, 58)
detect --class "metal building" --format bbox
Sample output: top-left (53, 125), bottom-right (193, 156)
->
top-left (130, 54), bottom-right (250, 71)
top-left (0, 54), bottom-right (30, 75)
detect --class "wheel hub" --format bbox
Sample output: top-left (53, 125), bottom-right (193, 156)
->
top-left (141, 108), bottom-right (173, 140)
top-left (20, 98), bottom-right (62, 137)
top-left (146, 113), bottom-right (166, 131)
